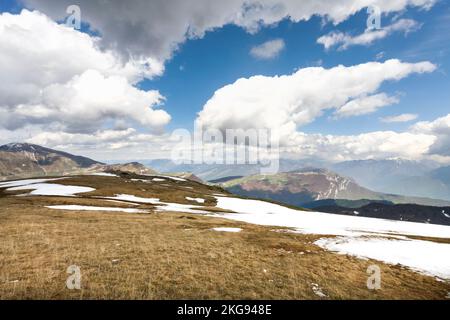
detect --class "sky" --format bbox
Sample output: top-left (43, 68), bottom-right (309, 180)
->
top-left (0, 0), bottom-right (449, 163)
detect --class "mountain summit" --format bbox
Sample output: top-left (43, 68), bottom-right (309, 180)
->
top-left (0, 143), bottom-right (102, 180)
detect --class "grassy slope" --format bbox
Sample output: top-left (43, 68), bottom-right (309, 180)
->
top-left (0, 175), bottom-right (449, 299)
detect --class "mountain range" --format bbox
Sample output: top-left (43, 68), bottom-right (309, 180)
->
top-left (140, 158), bottom-right (325, 181)
top-left (0, 143), bottom-right (101, 180)
top-left (2, 142), bottom-right (450, 226)
top-left (0, 143), bottom-right (155, 180)
top-left (2, 143), bottom-right (450, 209)
top-left (219, 168), bottom-right (450, 207)
top-left (331, 159), bottom-right (450, 201)
top-left (143, 158), bottom-right (450, 202)
top-left (311, 202), bottom-right (450, 226)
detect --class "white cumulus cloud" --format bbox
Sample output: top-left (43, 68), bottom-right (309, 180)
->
top-left (196, 59), bottom-right (436, 140)
top-left (250, 39), bottom-right (285, 59)
top-left (0, 10), bottom-right (170, 133)
top-left (318, 19), bottom-right (422, 50)
top-left (412, 114), bottom-right (450, 156)
top-left (25, 0), bottom-right (436, 64)
top-left (285, 130), bottom-right (436, 162)
top-left (334, 93), bottom-right (399, 119)
top-left (0, 1), bottom-right (443, 162)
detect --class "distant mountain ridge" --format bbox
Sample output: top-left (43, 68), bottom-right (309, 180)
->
top-left (3, 144), bottom-right (450, 207)
top-left (430, 165), bottom-right (450, 187)
top-left (219, 168), bottom-right (450, 207)
top-left (90, 162), bottom-right (157, 176)
top-left (221, 167), bottom-right (375, 202)
top-left (331, 159), bottom-right (450, 201)
top-left (313, 202), bottom-right (450, 226)
top-left (139, 158), bottom-right (450, 201)
top-left (0, 143), bottom-right (159, 180)
top-left (0, 143), bottom-right (102, 180)
top-left (140, 159), bottom-right (327, 181)
top-left (303, 199), bottom-right (394, 209)
top-left (0, 143), bottom-right (100, 167)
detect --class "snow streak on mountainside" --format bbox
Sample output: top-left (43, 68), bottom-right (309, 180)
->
top-left (221, 168), bottom-right (450, 207)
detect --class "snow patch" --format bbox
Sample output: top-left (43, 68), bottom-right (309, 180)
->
top-left (106, 194), bottom-right (160, 204)
top-left (212, 227), bottom-right (242, 233)
top-left (311, 283), bottom-right (327, 298)
top-left (212, 196), bottom-right (450, 280)
top-left (131, 179), bottom-right (151, 183)
top-left (89, 173), bottom-right (118, 177)
top-left (7, 183), bottom-right (94, 197)
top-left (106, 194), bottom-right (211, 214)
top-left (315, 237), bottom-right (450, 280)
top-left (213, 197), bottom-right (450, 239)
top-left (155, 175), bottom-right (186, 182)
top-left (105, 199), bottom-right (140, 206)
top-left (186, 196), bottom-right (205, 203)
top-left (154, 202), bottom-right (211, 214)
top-left (0, 178), bottom-right (64, 188)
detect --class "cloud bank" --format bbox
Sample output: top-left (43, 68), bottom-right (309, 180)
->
top-left (25, 0), bottom-right (436, 64)
top-left (0, 10), bottom-right (170, 134)
top-left (0, 1), bottom-right (446, 163)
top-left (196, 59), bottom-right (435, 139)
top-left (193, 59), bottom-right (450, 163)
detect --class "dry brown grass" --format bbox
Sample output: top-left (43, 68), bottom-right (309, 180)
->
top-left (0, 175), bottom-right (449, 300)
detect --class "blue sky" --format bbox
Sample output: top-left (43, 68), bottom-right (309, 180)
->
top-left (0, 0), bottom-right (449, 161)
top-left (143, 1), bottom-right (450, 135)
